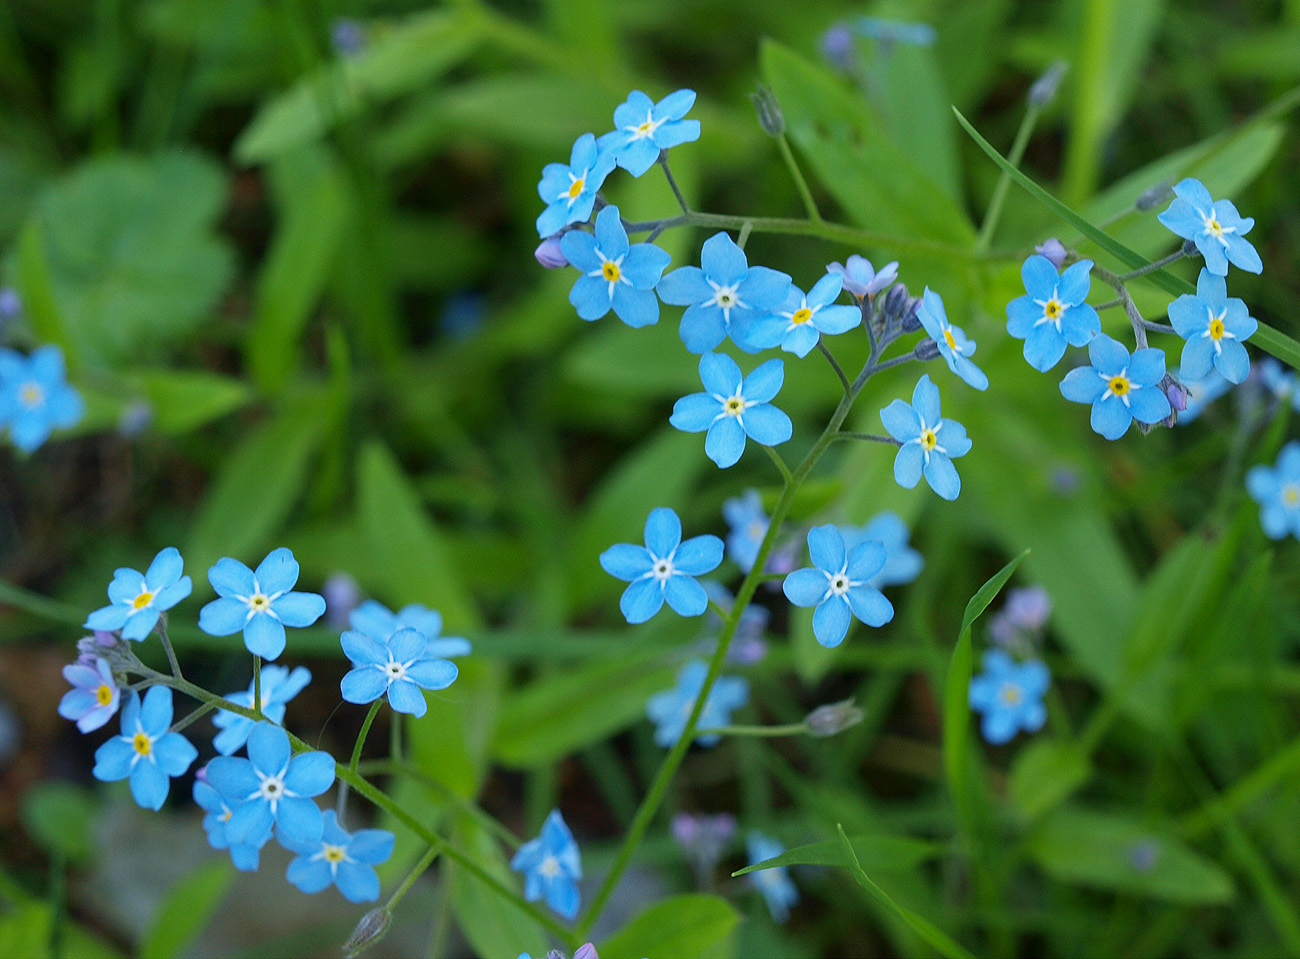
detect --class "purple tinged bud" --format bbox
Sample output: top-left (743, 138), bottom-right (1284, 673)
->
top-left (672, 812), bottom-right (737, 879)
top-left (343, 907), bottom-right (391, 958)
top-left (574, 946), bottom-right (600, 959)
top-left (882, 282), bottom-right (911, 318)
top-left (805, 698), bottom-right (864, 737)
top-left (535, 235), bottom-right (569, 269)
top-left (915, 338), bottom-right (941, 361)
top-left (1028, 61), bottom-right (1068, 108)
top-left (545, 951), bottom-right (566, 959)
top-left (821, 23), bottom-right (856, 72)
top-left (322, 572), bottom-right (362, 630)
top-left (1165, 380), bottom-right (1187, 413)
top-left (1035, 238), bottom-right (1069, 270)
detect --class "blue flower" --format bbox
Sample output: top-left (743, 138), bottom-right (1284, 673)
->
top-left (782, 525), bottom-right (894, 648)
top-left (1247, 441), bottom-right (1300, 540)
top-left (1175, 366), bottom-right (1232, 425)
top-left (212, 665), bottom-right (313, 756)
top-left (339, 627), bottom-right (459, 718)
top-left (194, 774), bottom-right (265, 871)
top-left (510, 809), bottom-right (582, 919)
top-left (1005, 256), bottom-right (1101, 372)
top-left (599, 507), bottom-right (723, 623)
top-left (348, 600), bottom-right (471, 660)
top-left (733, 274), bottom-right (860, 357)
top-left (599, 89), bottom-right (700, 177)
top-left (827, 255), bottom-right (897, 300)
top-left (198, 548), bottom-right (326, 661)
top-left (703, 582), bottom-right (769, 665)
top-left (205, 721), bottom-right (335, 847)
top-left (841, 512), bottom-right (923, 589)
top-left (721, 489), bottom-right (769, 572)
top-left (1059, 335), bottom-right (1171, 440)
top-left (58, 655), bottom-right (120, 733)
top-left (283, 810), bottom-right (395, 903)
top-left (746, 833), bottom-right (799, 923)
top-left (1259, 357), bottom-right (1300, 412)
top-left (1167, 268), bottom-right (1257, 384)
top-left (915, 288), bottom-right (988, 390)
top-left (536, 133), bottom-right (616, 238)
top-left (855, 17), bottom-right (936, 46)
top-left (968, 649), bottom-right (1049, 744)
top-left (561, 205), bottom-right (671, 328)
top-left (0, 345), bottom-right (83, 453)
top-left (657, 232), bottom-right (792, 353)
top-left (1157, 177), bottom-right (1262, 276)
top-left (645, 659), bottom-right (749, 748)
top-left (669, 353), bottom-right (792, 468)
top-left (92, 687), bottom-right (197, 811)
top-left (84, 547), bottom-right (192, 642)
top-left (880, 374), bottom-right (972, 500)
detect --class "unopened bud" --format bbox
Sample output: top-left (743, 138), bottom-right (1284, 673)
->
top-left (1181, 238), bottom-right (1199, 257)
top-left (805, 698), bottom-right (864, 737)
top-left (343, 907), bottom-right (391, 958)
top-left (1035, 238), bottom-right (1068, 270)
top-left (1028, 60), bottom-right (1068, 108)
top-left (820, 23), bottom-right (855, 72)
top-left (0, 287), bottom-right (21, 320)
top-left (1135, 181), bottom-right (1175, 211)
top-left (118, 400), bottom-right (154, 438)
top-left (534, 235), bottom-right (569, 269)
top-left (750, 84), bottom-right (785, 138)
top-left (1164, 379), bottom-right (1187, 413)
top-left (881, 282), bottom-right (910, 319)
top-left (574, 945), bottom-right (600, 959)
top-left (914, 337), bottom-right (940, 361)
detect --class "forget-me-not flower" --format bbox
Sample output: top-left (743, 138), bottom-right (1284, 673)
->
top-left (1167, 268), bottom-right (1257, 383)
top-left (783, 525), bottom-right (894, 648)
top-left (340, 627), bottom-right (458, 718)
top-left (645, 659), bottom-right (749, 748)
top-left (657, 232), bottom-right (792, 353)
top-left (0, 345), bottom-right (83, 453)
top-left (600, 507), bottom-right (722, 623)
top-left (1247, 441), bottom-right (1300, 540)
top-left (1005, 255), bottom-right (1101, 371)
top-left (212, 665), bottom-right (312, 755)
top-left (1259, 357), bottom-right (1300, 411)
top-left (349, 600), bottom-right (470, 659)
top-left (198, 548), bottom-right (326, 661)
top-left (669, 353), bottom-right (792, 468)
top-left (599, 89), bottom-right (701, 177)
top-left (84, 547), bottom-right (192, 642)
top-left (733, 274), bottom-right (860, 357)
top-left (827, 255), bottom-right (897, 300)
top-left (842, 512), bottom-right (923, 589)
top-left (194, 775), bottom-right (265, 871)
top-left (722, 489), bottom-right (769, 573)
top-left (58, 655), bottom-right (120, 733)
top-left (561, 205), bottom-right (671, 328)
top-left (1157, 177), bottom-right (1262, 275)
top-left (880, 374), bottom-right (972, 500)
top-left (92, 687), bottom-right (197, 811)
top-left (746, 833), bottom-right (799, 923)
top-left (1059, 335), bottom-right (1171, 439)
top-left (968, 649), bottom-right (1049, 744)
top-left (510, 809), bottom-right (582, 919)
top-left (536, 133), bottom-right (616, 238)
top-left (916, 288), bottom-right (988, 390)
top-left (283, 810), bottom-right (395, 903)
top-left (703, 581), bottom-right (769, 665)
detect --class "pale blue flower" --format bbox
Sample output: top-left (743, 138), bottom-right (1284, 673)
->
top-left (194, 773), bottom-right (265, 871)
top-left (1006, 255), bottom-right (1100, 372)
top-left (1176, 366), bottom-right (1231, 425)
top-left (0, 345), bottom-right (83, 453)
top-left (212, 665), bottom-right (312, 755)
top-left (84, 547), bottom-right (192, 641)
top-left (733, 274), bottom-right (860, 357)
top-left (746, 833), bottom-right (799, 922)
top-left (782, 525), bottom-right (893, 648)
top-left (669, 353), bottom-right (792, 468)
top-left (561, 205), bottom-right (670, 328)
top-left (721, 489), bottom-right (769, 572)
top-left (968, 649), bottom-right (1049, 744)
top-left (198, 548), bottom-right (326, 661)
top-left (340, 627), bottom-right (458, 719)
top-left (1059, 335), bottom-right (1171, 440)
top-left (348, 599), bottom-right (470, 660)
top-left (536, 133), bottom-right (616, 238)
top-left (599, 89), bottom-right (700, 177)
top-left (510, 809), bottom-right (582, 919)
top-left (599, 507), bottom-right (722, 623)
top-left (915, 288), bottom-right (988, 390)
top-left (1259, 357), bottom-right (1300, 412)
top-left (1167, 268), bottom-right (1257, 383)
top-left (1157, 177), bottom-right (1262, 276)
top-left (880, 374), bottom-right (972, 500)
top-left (58, 656), bottom-right (120, 733)
top-left (841, 512), bottom-right (923, 589)
top-left (827, 255), bottom-right (897, 299)
top-left (1247, 441), bottom-right (1300, 540)
top-left (645, 659), bottom-right (749, 747)
top-left (283, 810), bottom-right (395, 903)
top-left (92, 687), bottom-right (197, 811)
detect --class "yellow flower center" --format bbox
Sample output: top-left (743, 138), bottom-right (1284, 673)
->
top-left (919, 428), bottom-right (937, 451)
top-left (132, 732), bottom-right (152, 756)
top-left (601, 261), bottom-right (620, 282)
top-left (249, 593), bottom-right (270, 612)
top-left (19, 383), bottom-right (42, 408)
top-left (999, 684), bottom-right (1022, 706)
top-left (724, 396), bottom-right (746, 417)
top-left (791, 307), bottom-right (813, 325)
top-left (132, 591), bottom-right (154, 610)
top-left (1206, 216), bottom-right (1222, 236)
top-left (96, 684), bottom-right (114, 706)
top-left (324, 845), bottom-right (346, 863)
top-left (1044, 299), bottom-right (1063, 321)
top-left (1285, 485), bottom-right (1300, 507)
top-left (636, 120), bottom-right (654, 135)
top-left (568, 177), bottom-right (584, 200)
top-left (1108, 375), bottom-right (1131, 397)
top-left (943, 328), bottom-right (956, 351)
top-left (1208, 317), bottom-right (1225, 340)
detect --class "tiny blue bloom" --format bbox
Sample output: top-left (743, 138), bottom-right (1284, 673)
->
top-left (1167, 268), bottom-right (1257, 384)
top-left (968, 649), bottom-right (1049, 744)
top-left (645, 658), bottom-right (749, 748)
top-left (349, 599), bottom-right (471, 659)
top-left (746, 832), bottom-right (799, 923)
top-left (702, 582), bottom-right (769, 665)
top-left (283, 810), bottom-right (395, 903)
top-left (0, 345), bottom-right (84, 453)
top-left (600, 507), bottom-right (723, 624)
top-left (669, 353), bottom-right (793, 468)
top-left (212, 665), bottom-right (313, 756)
top-left (58, 655), bottom-right (120, 733)
top-left (733, 273), bottom-right (860, 357)
top-left (510, 809), bottom-right (582, 920)
top-left (194, 773), bottom-right (265, 871)
top-left (92, 687), bottom-right (198, 811)
top-left (721, 489), bottom-right (769, 573)
top-left (1247, 441), bottom-right (1300, 540)
top-left (1259, 357), bottom-right (1300, 412)
top-left (204, 721), bottom-right (335, 847)
top-left (841, 512), bottom-right (923, 589)
top-left (657, 232), bottom-right (792, 354)
top-left (198, 548), bottom-right (326, 661)
top-left (84, 547), bottom-right (192, 642)
top-left (561, 205), bottom-right (671, 328)
top-left (783, 525), bottom-right (894, 648)
top-left (1175, 366), bottom-right (1231, 425)
top-left (827, 255), bottom-right (898, 299)
top-left (915, 288), bottom-right (988, 390)
top-left (1006, 255), bottom-right (1101, 371)
top-left (598, 89), bottom-right (701, 178)
top-left (536, 133), bottom-right (617, 238)
top-left (339, 627), bottom-right (459, 718)
top-left (1157, 177), bottom-right (1262, 276)
top-left (1059, 335), bottom-right (1171, 440)
top-left (880, 374), bottom-right (972, 500)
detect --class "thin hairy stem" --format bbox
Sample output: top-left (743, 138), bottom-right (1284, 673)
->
top-left (658, 154), bottom-right (690, 214)
top-left (155, 617), bottom-right (184, 681)
top-left (350, 701), bottom-right (384, 773)
top-left (777, 134), bottom-right (821, 222)
top-left (1118, 246), bottom-right (1189, 281)
top-left (761, 444), bottom-right (794, 485)
top-left (836, 431), bottom-right (902, 446)
top-left (817, 340), bottom-right (851, 395)
top-left (1093, 264), bottom-right (1150, 349)
top-left (696, 722), bottom-right (809, 738)
top-left (384, 841), bottom-right (444, 913)
top-left (169, 700), bottom-right (217, 734)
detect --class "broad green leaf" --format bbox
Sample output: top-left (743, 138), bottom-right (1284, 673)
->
top-left (1009, 740), bottom-right (1092, 820)
top-left (599, 894), bottom-right (739, 959)
top-left (449, 816), bottom-right (547, 959)
top-left (125, 369), bottom-right (252, 434)
top-left (408, 657), bottom-right (502, 799)
top-left (0, 902), bottom-right (119, 959)
top-left (879, 44), bottom-right (962, 202)
top-left (13, 221), bottom-right (70, 362)
top-left (139, 859), bottom-right (233, 959)
top-left (733, 833), bottom-right (941, 875)
top-left (21, 782), bottom-right (96, 864)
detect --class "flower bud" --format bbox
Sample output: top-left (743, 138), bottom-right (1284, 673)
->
top-left (1128, 839), bottom-right (1160, 873)
top-left (574, 945), bottom-right (600, 959)
top-left (0, 287), bottom-right (21, 320)
top-left (914, 337), bottom-right (941, 361)
top-left (1135, 181), bottom-right (1175, 211)
top-left (331, 18), bottom-right (366, 56)
top-left (1035, 238), bottom-right (1068, 270)
top-left (804, 698), bottom-right (864, 737)
top-left (534, 235), bottom-right (569, 269)
top-left (749, 84), bottom-right (785, 138)
top-left (343, 907), bottom-right (391, 958)
top-left (1028, 61), bottom-right (1068, 108)
top-left (881, 282), bottom-right (910, 319)
top-left (820, 23), bottom-right (855, 72)
top-left (118, 400), bottom-right (154, 438)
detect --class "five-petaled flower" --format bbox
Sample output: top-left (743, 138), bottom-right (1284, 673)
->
top-left (842, 512), bottom-right (924, 590)
top-left (599, 89), bottom-right (701, 177)
top-left (1167, 268), bottom-right (1257, 384)
top-left (669, 353), bottom-right (793, 468)
top-left (58, 655), bottom-right (121, 733)
top-left (283, 810), bottom-right (395, 903)
top-left (722, 489), bottom-right (769, 573)
top-left (782, 525), bottom-right (894, 648)
top-left (510, 809), bottom-right (582, 919)
top-left (827, 255), bottom-right (897, 300)
top-left (733, 273), bottom-right (861, 357)
top-left (657, 232), bottom-right (792, 353)
top-left (1246, 441), bottom-right (1300, 540)
top-left (212, 665), bottom-right (313, 755)
top-left (535, 133), bottom-right (616, 238)
top-left (880, 374), bottom-right (972, 500)
top-left (92, 687), bottom-right (197, 811)
top-left (198, 548), bottom-right (326, 660)
top-left (84, 546), bottom-right (193, 642)
top-left (600, 507), bottom-right (723, 623)
top-left (968, 649), bottom-right (1049, 744)
top-left (0, 345), bottom-right (83, 453)
top-left (349, 600), bottom-right (471, 660)
top-left (1005, 255), bottom-right (1101, 371)
top-left (339, 627), bottom-right (459, 718)
top-left (915, 288), bottom-right (988, 390)
top-left (562, 205), bottom-right (671, 328)
top-left (1059, 335), bottom-right (1171, 440)
top-left (1157, 177), bottom-right (1262, 276)
top-left (746, 832), bottom-right (799, 923)
top-left (194, 774), bottom-right (264, 871)
top-left (645, 658), bottom-right (749, 747)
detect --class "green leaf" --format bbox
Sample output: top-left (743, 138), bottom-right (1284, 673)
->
top-left (138, 859), bottom-right (233, 959)
top-left (449, 817), bottom-right (547, 959)
top-left (21, 782), bottom-right (96, 864)
top-left (599, 894), bottom-right (739, 959)
top-left (408, 657), bottom-right (502, 799)
top-left (1009, 740), bottom-right (1093, 820)
top-left (0, 902), bottom-right (120, 959)
top-left (125, 369), bottom-right (252, 434)
top-left (733, 833), bottom-right (941, 875)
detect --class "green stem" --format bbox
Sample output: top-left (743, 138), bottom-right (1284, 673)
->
top-left (155, 617), bottom-right (183, 681)
top-left (358, 759), bottom-right (521, 849)
top-left (170, 700), bottom-right (217, 734)
top-left (1092, 264), bottom-right (1151, 350)
top-left (385, 841), bottom-right (444, 912)
top-left (252, 656), bottom-right (263, 719)
top-left (696, 722), bottom-right (808, 738)
top-left (976, 104), bottom-right (1040, 252)
top-left (351, 701), bottom-right (384, 774)
top-left (1118, 246), bottom-right (1189, 281)
top-left (835, 431), bottom-right (901, 446)
top-left (777, 134), bottom-right (821, 222)
top-left (761, 445), bottom-right (794, 485)
top-left (817, 340), bottom-right (851, 395)
top-left (658, 154), bottom-right (690, 214)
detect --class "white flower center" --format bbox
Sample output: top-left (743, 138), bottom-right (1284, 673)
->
top-left (707, 282), bottom-right (744, 321)
top-left (722, 394), bottom-right (747, 418)
top-left (651, 558), bottom-right (675, 582)
top-left (827, 570), bottom-right (852, 597)
top-left (385, 658), bottom-right (409, 683)
top-left (254, 770), bottom-right (291, 812)
top-left (539, 854), bottom-right (562, 878)
top-left (18, 382), bottom-right (43, 408)
top-left (628, 113), bottom-right (663, 140)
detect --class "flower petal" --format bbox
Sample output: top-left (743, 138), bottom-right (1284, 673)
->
top-left (812, 597), bottom-right (851, 648)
